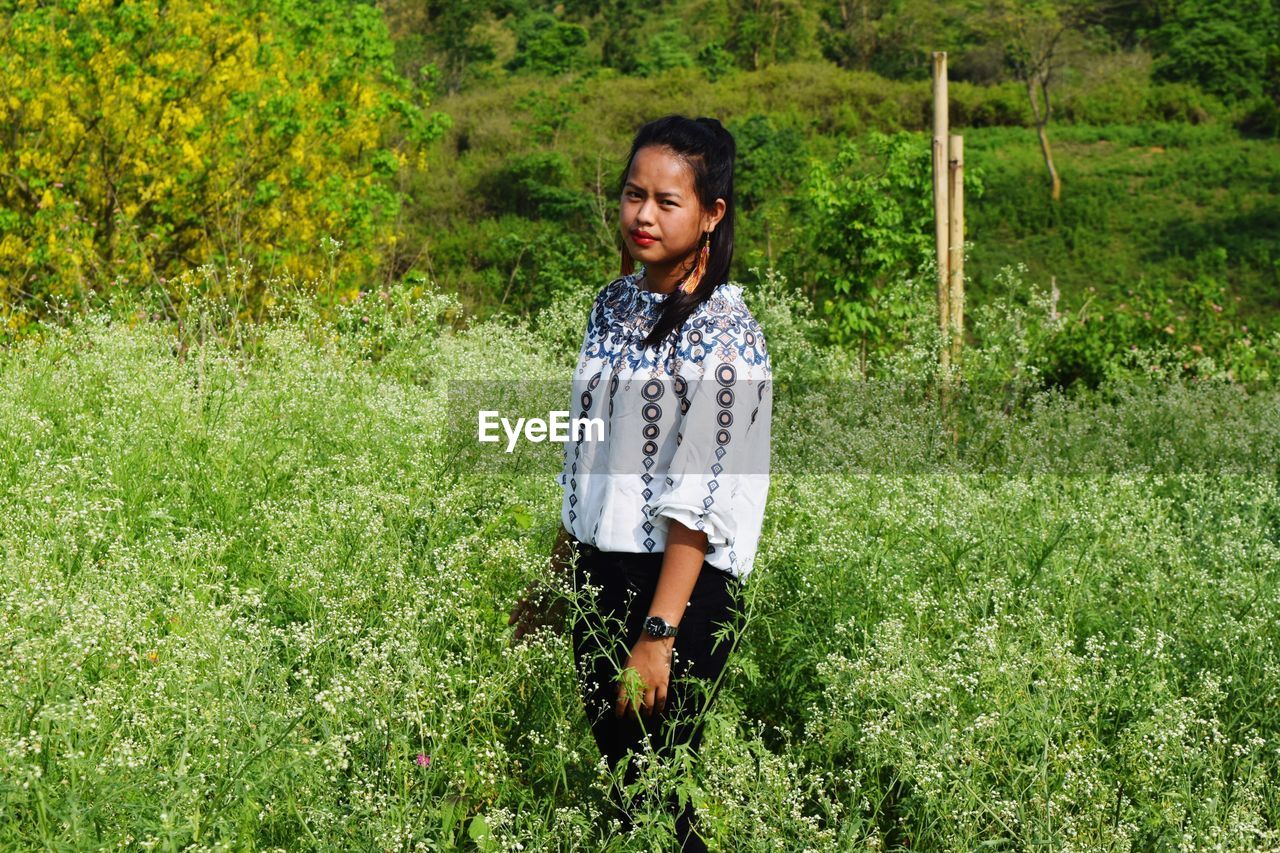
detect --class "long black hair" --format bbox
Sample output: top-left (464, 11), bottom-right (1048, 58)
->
top-left (620, 114), bottom-right (736, 350)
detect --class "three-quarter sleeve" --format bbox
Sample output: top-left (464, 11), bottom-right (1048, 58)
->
top-left (648, 326), bottom-right (771, 551)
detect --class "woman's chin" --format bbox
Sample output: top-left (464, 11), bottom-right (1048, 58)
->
top-left (628, 246), bottom-right (670, 264)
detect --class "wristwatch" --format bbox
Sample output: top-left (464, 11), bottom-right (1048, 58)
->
top-left (643, 614), bottom-right (679, 640)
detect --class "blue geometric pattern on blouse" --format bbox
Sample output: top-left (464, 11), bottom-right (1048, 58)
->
top-left (567, 270), bottom-right (771, 571)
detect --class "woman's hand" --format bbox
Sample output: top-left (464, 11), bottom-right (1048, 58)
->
top-left (616, 636), bottom-right (675, 719)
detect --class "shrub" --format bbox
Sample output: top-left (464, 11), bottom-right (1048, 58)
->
top-left (0, 0), bottom-right (448, 332)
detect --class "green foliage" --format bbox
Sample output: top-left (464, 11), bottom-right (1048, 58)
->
top-left (505, 11), bottom-right (590, 76)
top-left (1237, 93), bottom-right (1280, 138)
top-left (959, 261), bottom-right (1280, 391)
top-left (0, 0), bottom-right (448, 333)
top-left (1149, 0), bottom-right (1279, 105)
top-left (961, 122), bottom-right (1279, 367)
top-left (512, 86), bottom-right (582, 146)
top-left (428, 215), bottom-right (601, 317)
top-left (476, 152), bottom-right (592, 221)
top-left (948, 81), bottom-right (1032, 126)
top-left (730, 114), bottom-right (809, 214)
top-left (696, 39), bottom-right (739, 83)
top-left (632, 18), bottom-right (697, 77)
top-left (789, 131), bottom-right (981, 359)
top-left (722, 0), bottom-right (822, 71)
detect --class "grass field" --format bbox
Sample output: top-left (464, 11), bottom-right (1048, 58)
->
top-left (2, 281), bottom-right (1278, 849)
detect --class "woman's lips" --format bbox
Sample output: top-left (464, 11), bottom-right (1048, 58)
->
top-left (631, 232), bottom-right (658, 246)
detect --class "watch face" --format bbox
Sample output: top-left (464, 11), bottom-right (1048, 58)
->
top-left (645, 616), bottom-right (671, 638)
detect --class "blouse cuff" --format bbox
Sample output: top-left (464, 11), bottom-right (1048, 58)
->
top-left (650, 496), bottom-right (735, 549)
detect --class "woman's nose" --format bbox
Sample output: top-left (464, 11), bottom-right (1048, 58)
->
top-left (636, 198), bottom-right (658, 225)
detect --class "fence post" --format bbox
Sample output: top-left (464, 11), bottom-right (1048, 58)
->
top-left (948, 133), bottom-right (965, 367)
top-left (932, 52), bottom-right (951, 376)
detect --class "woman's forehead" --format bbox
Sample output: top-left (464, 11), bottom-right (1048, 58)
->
top-left (627, 146), bottom-right (695, 194)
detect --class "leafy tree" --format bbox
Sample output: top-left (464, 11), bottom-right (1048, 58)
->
top-left (789, 131), bottom-right (938, 365)
top-left (0, 0), bottom-right (447, 329)
top-left (591, 3), bottom-right (664, 76)
top-left (476, 152), bottom-right (591, 221)
top-left (733, 115), bottom-right (808, 214)
top-left (1149, 1), bottom-right (1276, 105)
top-left (816, 0), bottom-right (958, 80)
top-left (732, 114), bottom-right (808, 271)
top-left (722, 0), bottom-right (822, 71)
top-left (380, 0), bottom-right (499, 95)
top-left (974, 0), bottom-right (1093, 202)
top-left (510, 87), bottom-right (582, 148)
top-left (505, 11), bottom-right (590, 75)
top-left (696, 39), bottom-right (739, 82)
top-left (632, 18), bottom-right (698, 76)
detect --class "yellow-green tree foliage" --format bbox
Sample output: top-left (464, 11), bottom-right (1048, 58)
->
top-left (0, 0), bottom-right (449, 330)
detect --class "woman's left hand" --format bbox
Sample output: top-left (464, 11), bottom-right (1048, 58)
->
top-left (616, 637), bottom-right (675, 719)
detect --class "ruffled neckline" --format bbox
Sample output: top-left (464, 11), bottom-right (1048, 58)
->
top-left (624, 267), bottom-right (733, 303)
top-left (624, 268), bottom-right (668, 303)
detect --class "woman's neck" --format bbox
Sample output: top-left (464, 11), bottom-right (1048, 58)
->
top-left (639, 266), bottom-right (683, 295)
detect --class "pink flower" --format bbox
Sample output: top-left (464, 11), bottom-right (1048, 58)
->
top-left (416, 753), bottom-right (431, 767)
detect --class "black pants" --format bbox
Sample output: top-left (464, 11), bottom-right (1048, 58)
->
top-left (568, 539), bottom-right (747, 852)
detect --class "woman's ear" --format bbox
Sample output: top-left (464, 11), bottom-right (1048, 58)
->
top-left (703, 198), bottom-right (727, 233)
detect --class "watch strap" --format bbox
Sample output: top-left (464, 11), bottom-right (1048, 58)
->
top-left (645, 615), bottom-right (678, 638)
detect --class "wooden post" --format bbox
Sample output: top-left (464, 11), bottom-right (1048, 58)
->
top-left (932, 52), bottom-right (950, 374)
top-left (947, 134), bottom-right (964, 366)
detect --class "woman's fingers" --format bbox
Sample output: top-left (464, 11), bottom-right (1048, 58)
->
top-left (655, 685), bottom-right (667, 716)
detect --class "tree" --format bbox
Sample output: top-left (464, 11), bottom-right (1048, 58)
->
top-left (816, 0), bottom-right (958, 80)
top-left (380, 0), bottom-right (499, 96)
top-left (0, 0), bottom-right (448, 328)
top-left (1149, 0), bottom-right (1277, 105)
top-left (723, 0), bottom-right (821, 71)
top-left (790, 131), bottom-right (938, 366)
top-left (977, 0), bottom-right (1092, 202)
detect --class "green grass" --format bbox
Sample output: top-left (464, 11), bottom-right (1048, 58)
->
top-left (964, 122), bottom-right (1280, 326)
top-left (1, 280), bottom-right (1278, 848)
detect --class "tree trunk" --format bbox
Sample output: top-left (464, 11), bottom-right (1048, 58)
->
top-left (1025, 76), bottom-right (1061, 202)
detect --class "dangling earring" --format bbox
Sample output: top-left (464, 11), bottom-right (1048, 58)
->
top-left (678, 232), bottom-right (712, 295)
top-left (620, 245), bottom-right (635, 276)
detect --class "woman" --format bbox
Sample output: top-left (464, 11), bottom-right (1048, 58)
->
top-left (509, 114), bottom-right (773, 851)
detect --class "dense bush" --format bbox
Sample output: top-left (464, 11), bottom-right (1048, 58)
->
top-left (785, 131), bottom-right (939, 359)
top-left (0, 0), bottom-right (449, 334)
top-left (1149, 1), bottom-right (1278, 105)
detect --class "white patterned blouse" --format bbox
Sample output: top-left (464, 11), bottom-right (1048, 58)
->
top-left (557, 268), bottom-right (773, 583)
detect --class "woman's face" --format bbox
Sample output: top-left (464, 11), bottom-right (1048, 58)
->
top-left (619, 145), bottom-right (719, 270)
